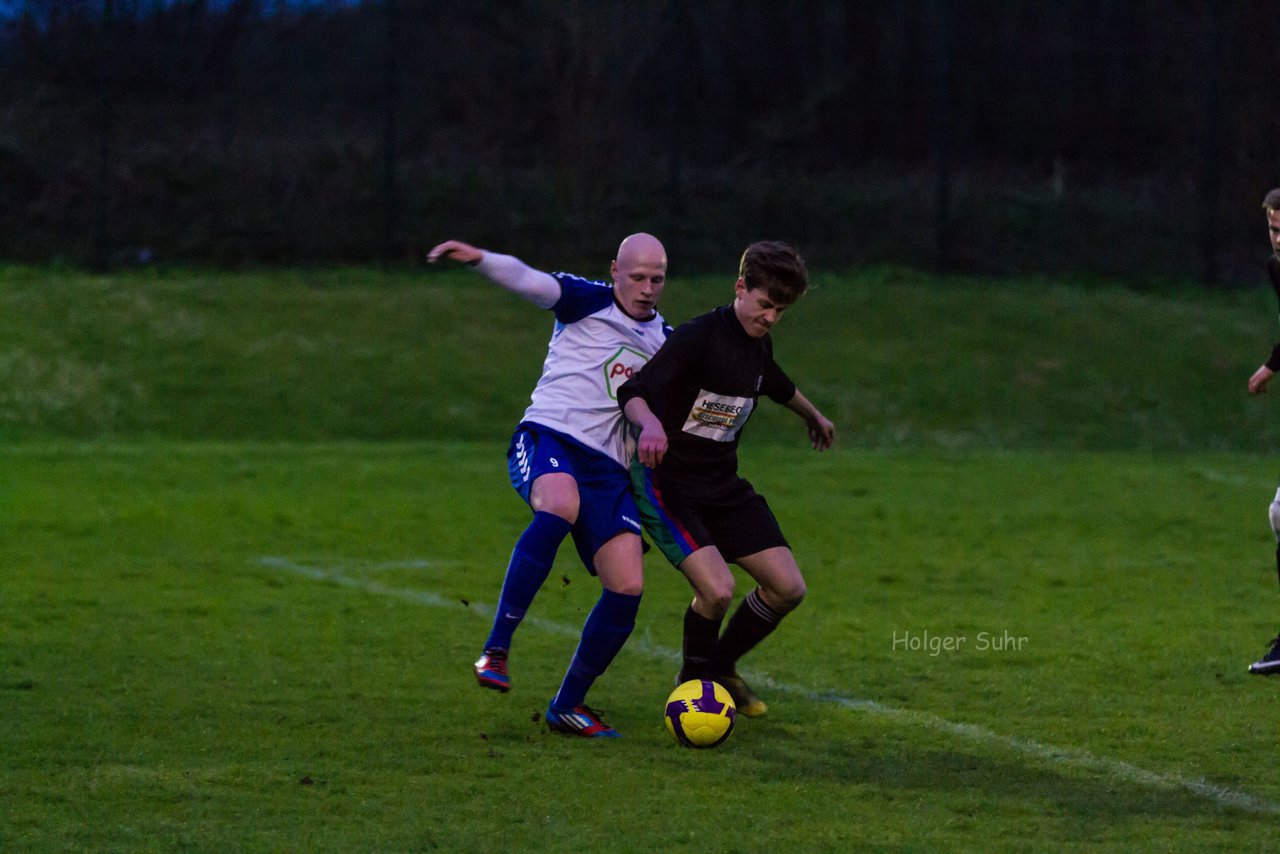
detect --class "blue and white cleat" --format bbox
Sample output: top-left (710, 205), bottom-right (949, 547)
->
top-left (545, 704), bottom-right (621, 738)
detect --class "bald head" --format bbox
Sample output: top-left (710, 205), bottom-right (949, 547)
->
top-left (616, 232), bottom-right (667, 270)
top-left (611, 232), bottom-right (668, 321)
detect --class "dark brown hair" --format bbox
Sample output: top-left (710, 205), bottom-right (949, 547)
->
top-left (1262, 188), bottom-right (1280, 211)
top-left (738, 241), bottom-right (809, 304)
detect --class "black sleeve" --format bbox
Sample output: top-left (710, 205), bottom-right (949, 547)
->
top-left (760, 337), bottom-right (797, 405)
top-left (1266, 255), bottom-right (1280, 370)
top-left (1266, 343), bottom-right (1280, 372)
top-left (617, 322), bottom-right (702, 414)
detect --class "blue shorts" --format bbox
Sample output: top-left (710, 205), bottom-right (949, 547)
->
top-left (507, 422), bottom-right (643, 574)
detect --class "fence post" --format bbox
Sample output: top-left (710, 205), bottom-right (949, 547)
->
top-left (931, 0), bottom-right (955, 274)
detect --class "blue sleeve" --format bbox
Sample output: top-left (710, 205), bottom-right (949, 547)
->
top-left (550, 273), bottom-right (615, 324)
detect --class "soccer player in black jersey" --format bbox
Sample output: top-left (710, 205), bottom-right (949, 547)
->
top-left (1246, 188), bottom-right (1280, 675)
top-left (618, 241), bottom-right (835, 715)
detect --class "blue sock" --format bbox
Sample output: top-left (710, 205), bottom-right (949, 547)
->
top-left (551, 589), bottom-right (642, 710)
top-left (485, 511), bottom-right (573, 651)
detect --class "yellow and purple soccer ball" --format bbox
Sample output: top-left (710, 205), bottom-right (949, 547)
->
top-left (664, 679), bottom-right (736, 748)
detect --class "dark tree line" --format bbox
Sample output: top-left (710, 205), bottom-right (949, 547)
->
top-left (2, 0), bottom-right (1278, 282)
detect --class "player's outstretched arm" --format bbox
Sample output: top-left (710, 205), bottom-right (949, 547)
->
top-left (426, 239), bottom-right (560, 309)
top-left (426, 239), bottom-right (484, 265)
top-left (623, 397), bottom-right (668, 467)
top-left (785, 389), bottom-right (835, 451)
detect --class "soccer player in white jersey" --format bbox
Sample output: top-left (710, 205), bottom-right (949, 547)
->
top-left (427, 234), bottom-right (670, 736)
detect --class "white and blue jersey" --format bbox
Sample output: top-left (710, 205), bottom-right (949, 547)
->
top-left (520, 273), bottom-right (670, 468)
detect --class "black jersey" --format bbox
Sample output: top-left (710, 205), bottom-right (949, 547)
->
top-left (1265, 254), bottom-right (1280, 371)
top-left (618, 304), bottom-right (796, 479)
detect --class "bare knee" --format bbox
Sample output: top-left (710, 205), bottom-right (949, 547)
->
top-left (595, 534), bottom-right (644, 596)
top-left (761, 577), bottom-right (806, 615)
top-left (534, 495), bottom-right (578, 523)
top-left (785, 577), bottom-right (808, 611)
top-left (692, 576), bottom-right (735, 619)
top-left (604, 572), bottom-right (644, 597)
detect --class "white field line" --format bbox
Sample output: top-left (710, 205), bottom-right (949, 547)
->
top-left (257, 555), bottom-right (1280, 818)
top-left (1194, 467), bottom-right (1275, 489)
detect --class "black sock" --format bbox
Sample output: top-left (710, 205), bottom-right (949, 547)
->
top-left (682, 605), bottom-right (722, 680)
top-left (713, 588), bottom-right (783, 675)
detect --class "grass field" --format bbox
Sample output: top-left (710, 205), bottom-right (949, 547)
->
top-left (5, 265), bottom-right (1280, 850)
top-left (5, 442), bottom-right (1280, 851)
top-left (2, 263), bottom-right (1279, 450)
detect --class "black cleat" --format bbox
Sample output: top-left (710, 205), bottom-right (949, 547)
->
top-left (1248, 634), bottom-right (1280, 676)
top-left (677, 665), bottom-right (768, 717)
top-left (712, 671), bottom-right (768, 717)
top-left (674, 662), bottom-right (711, 687)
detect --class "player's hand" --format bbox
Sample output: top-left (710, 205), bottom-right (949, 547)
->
top-left (1249, 364), bottom-right (1274, 395)
top-left (807, 413), bottom-right (835, 451)
top-left (637, 424), bottom-right (668, 468)
top-left (426, 240), bottom-right (483, 265)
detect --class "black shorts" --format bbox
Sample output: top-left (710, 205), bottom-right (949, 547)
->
top-left (630, 461), bottom-right (789, 566)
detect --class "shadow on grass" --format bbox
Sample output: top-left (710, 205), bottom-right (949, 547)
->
top-left (740, 722), bottom-right (1270, 824)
